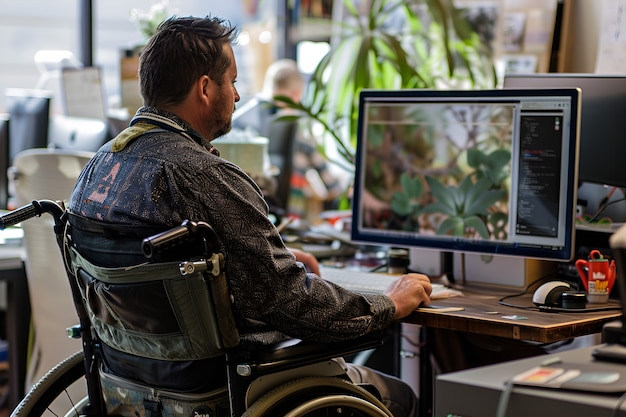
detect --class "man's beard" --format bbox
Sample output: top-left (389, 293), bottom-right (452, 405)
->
top-left (212, 103), bottom-right (236, 140)
top-left (214, 119), bottom-right (232, 140)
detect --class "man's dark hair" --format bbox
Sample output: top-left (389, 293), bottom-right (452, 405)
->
top-left (139, 15), bottom-right (238, 108)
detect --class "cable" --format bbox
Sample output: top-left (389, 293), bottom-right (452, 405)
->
top-left (497, 270), bottom-right (560, 309)
top-left (586, 195), bottom-right (626, 224)
top-left (612, 390), bottom-right (626, 417)
top-left (497, 271), bottom-right (622, 313)
top-left (495, 380), bottom-right (514, 417)
top-left (369, 263), bottom-right (388, 273)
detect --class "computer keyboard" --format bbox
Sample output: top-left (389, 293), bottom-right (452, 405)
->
top-left (319, 266), bottom-right (454, 298)
top-left (320, 266), bottom-right (398, 294)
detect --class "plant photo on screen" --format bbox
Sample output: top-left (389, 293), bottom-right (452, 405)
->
top-left (362, 102), bottom-right (513, 241)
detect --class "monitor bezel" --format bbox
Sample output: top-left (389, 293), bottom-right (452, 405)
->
top-left (351, 88), bottom-right (581, 261)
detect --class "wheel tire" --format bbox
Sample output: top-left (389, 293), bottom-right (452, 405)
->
top-left (284, 394), bottom-right (391, 417)
top-left (242, 376), bottom-right (393, 417)
top-left (11, 351), bottom-right (87, 417)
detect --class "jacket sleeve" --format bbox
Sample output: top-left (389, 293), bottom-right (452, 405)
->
top-left (191, 161), bottom-right (396, 343)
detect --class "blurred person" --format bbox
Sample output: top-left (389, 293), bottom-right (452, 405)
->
top-left (262, 59), bottom-right (346, 221)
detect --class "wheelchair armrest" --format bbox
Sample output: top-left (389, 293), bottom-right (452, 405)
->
top-left (230, 332), bottom-right (385, 376)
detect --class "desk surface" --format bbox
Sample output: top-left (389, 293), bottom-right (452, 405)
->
top-left (435, 344), bottom-right (626, 417)
top-left (405, 287), bottom-right (622, 343)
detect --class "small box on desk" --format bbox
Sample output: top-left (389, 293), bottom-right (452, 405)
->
top-left (452, 253), bottom-right (558, 290)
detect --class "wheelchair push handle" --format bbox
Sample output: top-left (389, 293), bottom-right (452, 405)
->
top-left (0, 199), bottom-right (65, 229)
top-left (142, 220), bottom-right (222, 259)
top-left (142, 224), bottom-right (189, 259)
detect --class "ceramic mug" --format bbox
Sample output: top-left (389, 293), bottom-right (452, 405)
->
top-left (575, 249), bottom-right (616, 303)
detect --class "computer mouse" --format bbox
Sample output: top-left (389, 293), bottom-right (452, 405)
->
top-left (532, 281), bottom-right (571, 307)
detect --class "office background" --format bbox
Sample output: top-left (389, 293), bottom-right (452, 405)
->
top-left (0, 0), bottom-right (615, 116)
top-left (0, 0), bottom-right (296, 114)
top-left (0, 1), bottom-right (625, 412)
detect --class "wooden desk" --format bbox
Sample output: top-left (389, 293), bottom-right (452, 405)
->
top-left (403, 286), bottom-right (622, 417)
top-left (406, 288), bottom-right (621, 342)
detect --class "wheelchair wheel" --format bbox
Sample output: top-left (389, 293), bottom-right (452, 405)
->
top-left (285, 395), bottom-right (391, 417)
top-left (11, 351), bottom-right (88, 417)
top-left (242, 376), bottom-right (393, 417)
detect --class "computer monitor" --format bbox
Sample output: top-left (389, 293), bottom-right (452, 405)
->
top-left (503, 74), bottom-right (626, 188)
top-left (48, 115), bottom-right (109, 152)
top-left (4, 88), bottom-right (51, 162)
top-left (60, 66), bottom-right (107, 120)
top-left (351, 88), bottom-right (581, 269)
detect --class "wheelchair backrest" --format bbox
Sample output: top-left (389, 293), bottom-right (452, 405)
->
top-left (68, 240), bottom-right (240, 362)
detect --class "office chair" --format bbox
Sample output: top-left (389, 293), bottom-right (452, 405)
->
top-left (264, 115), bottom-right (297, 217)
top-left (7, 148), bottom-right (94, 390)
top-left (232, 99), bottom-right (298, 218)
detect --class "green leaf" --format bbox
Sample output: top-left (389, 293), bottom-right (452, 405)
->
top-left (463, 177), bottom-right (491, 209)
top-left (400, 174), bottom-right (423, 198)
top-left (391, 192), bottom-right (412, 216)
top-left (464, 215), bottom-right (490, 238)
top-left (465, 189), bottom-right (507, 216)
top-left (422, 201), bottom-right (455, 216)
top-left (437, 216), bottom-right (464, 236)
top-left (466, 148), bottom-right (485, 169)
top-left (278, 0), bottom-right (496, 169)
top-left (425, 176), bottom-right (456, 212)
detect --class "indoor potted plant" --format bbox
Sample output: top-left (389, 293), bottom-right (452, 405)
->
top-left (275, 0), bottom-right (497, 174)
top-left (121, 1), bottom-right (174, 116)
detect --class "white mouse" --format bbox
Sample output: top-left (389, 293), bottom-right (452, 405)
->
top-left (532, 281), bottom-right (571, 306)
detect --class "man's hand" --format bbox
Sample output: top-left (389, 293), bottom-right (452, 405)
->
top-left (385, 273), bottom-right (432, 319)
top-left (289, 247), bottom-right (321, 276)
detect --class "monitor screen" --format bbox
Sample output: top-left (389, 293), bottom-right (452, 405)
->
top-left (504, 74), bottom-right (626, 188)
top-left (60, 67), bottom-right (107, 120)
top-left (4, 88), bottom-right (51, 162)
top-left (351, 88), bottom-right (581, 261)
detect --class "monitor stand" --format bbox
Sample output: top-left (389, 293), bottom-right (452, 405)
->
top-left (408, 248), bottom-right (446, 277)
top-left (452, 252), bottom-right (558, 290)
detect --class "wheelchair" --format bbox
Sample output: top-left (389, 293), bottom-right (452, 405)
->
top-left (2, 200), bottom-right (394, 417)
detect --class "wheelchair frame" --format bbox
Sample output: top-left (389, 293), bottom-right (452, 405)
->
top-left (2, 200), bottom-right (394, 417)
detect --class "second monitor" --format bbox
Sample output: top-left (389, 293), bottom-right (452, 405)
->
top-left (504, 74), bottom-right (626, 189)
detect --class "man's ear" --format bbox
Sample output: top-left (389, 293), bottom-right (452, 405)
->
top-left (197, 75), bottom-right (212, 104)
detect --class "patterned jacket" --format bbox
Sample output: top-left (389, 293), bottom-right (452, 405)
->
top-left (69, 106), bottom-right (395, 346)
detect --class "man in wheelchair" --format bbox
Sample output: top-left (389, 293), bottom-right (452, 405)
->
top-left (66, 15), bottom-right (433, 417)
